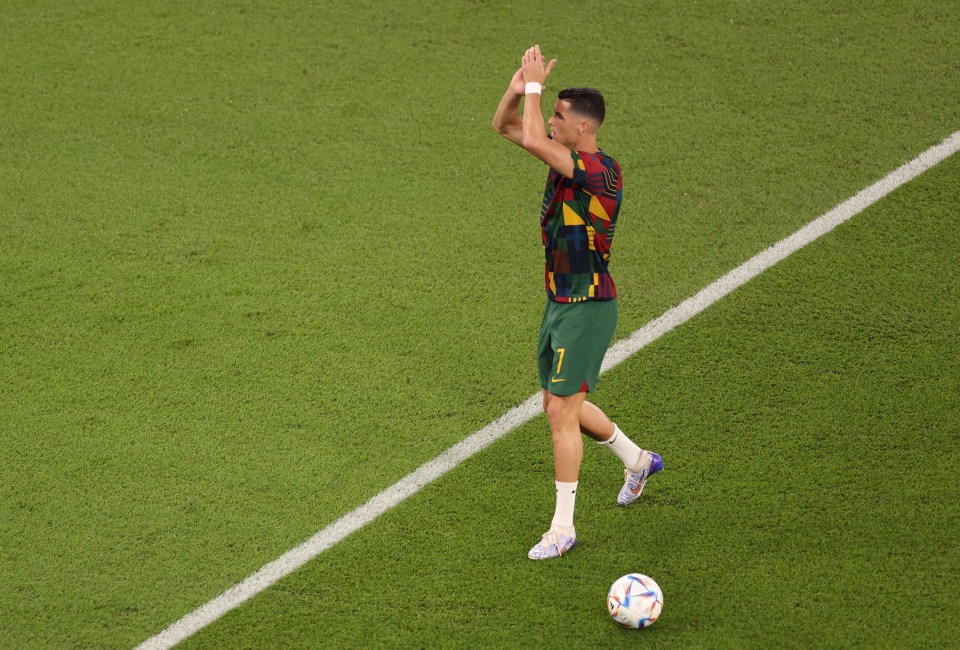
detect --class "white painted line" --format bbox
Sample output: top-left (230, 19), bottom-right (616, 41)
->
top-left (136, 130), bottom-right (960, 650)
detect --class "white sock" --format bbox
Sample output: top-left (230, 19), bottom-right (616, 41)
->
top-left (598, 424), bottom-right (646, 471)
top-left (551, 481), bottom-right (578, 535)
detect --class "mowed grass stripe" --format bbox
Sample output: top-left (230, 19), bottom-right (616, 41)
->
top-left (138, 131), bottom-right (960, 650)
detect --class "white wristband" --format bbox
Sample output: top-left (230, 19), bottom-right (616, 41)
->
top-left (524, 81), bottom-right (543, 95)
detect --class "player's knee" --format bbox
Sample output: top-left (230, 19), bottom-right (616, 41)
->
top-left (544, 396), bottom-right (576, 428)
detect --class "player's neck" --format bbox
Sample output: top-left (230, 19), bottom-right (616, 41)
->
top-left (572, 135), bottom-right (600, 154)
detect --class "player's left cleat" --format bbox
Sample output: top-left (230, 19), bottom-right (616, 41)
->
top-left (617, 451), bottom-right (663, 506)
top-left (527, 528), bottom-right (577, 560)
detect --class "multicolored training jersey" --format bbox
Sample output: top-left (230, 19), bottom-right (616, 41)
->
top-left (541, 150), bottom-right (622, 302)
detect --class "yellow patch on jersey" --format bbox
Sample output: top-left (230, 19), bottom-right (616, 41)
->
top-left (589, 194), bottom-right (610, 221)
top-left (563, 204), bottom-right (586, 226)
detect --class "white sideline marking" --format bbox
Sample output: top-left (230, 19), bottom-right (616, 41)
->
top-left (136, 130), bottom-right (960, 650)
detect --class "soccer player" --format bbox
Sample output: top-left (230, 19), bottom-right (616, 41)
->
top-left (492, 45), bottom-right (663, 560)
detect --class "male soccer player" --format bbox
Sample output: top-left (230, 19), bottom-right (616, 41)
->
top-left (492, 45), bottom-right (663, 560)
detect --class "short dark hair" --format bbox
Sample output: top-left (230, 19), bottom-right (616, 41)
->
top-left (557, 87), bottom-right (606, 126)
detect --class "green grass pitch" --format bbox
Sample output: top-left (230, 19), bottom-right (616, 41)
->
top-left (1, 1), bottom-right (958, 648)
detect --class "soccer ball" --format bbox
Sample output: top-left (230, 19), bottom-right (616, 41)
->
top-left (606, 573), bottom-right (663, 629)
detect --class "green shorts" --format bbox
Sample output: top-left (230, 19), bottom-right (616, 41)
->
top-left (537, 298), bottom-right (618, 396)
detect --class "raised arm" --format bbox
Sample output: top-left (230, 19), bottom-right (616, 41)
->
top-left (494, 46), bottom-right (577, 178)
top-left (519, 45), bottom-right (575, 179)
top-left (492, 66), bottom-right (526, 146)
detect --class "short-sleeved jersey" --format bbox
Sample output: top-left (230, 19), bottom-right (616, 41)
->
top-left (541, 150), bottom-right (622, 303)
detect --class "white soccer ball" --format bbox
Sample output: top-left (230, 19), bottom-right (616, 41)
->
top-left (606, 573), bottom-right (663, 629)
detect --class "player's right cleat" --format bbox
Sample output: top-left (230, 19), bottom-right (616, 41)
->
top-left (617, 451), bottom-right (663, 506)
top-left (527, 528), bottom-right (578, 560)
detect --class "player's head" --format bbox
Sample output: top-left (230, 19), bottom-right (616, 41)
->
top-left (557, 87), bottom-right (606, 126)
top-left (548, 87), bottom-right (606, 148)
